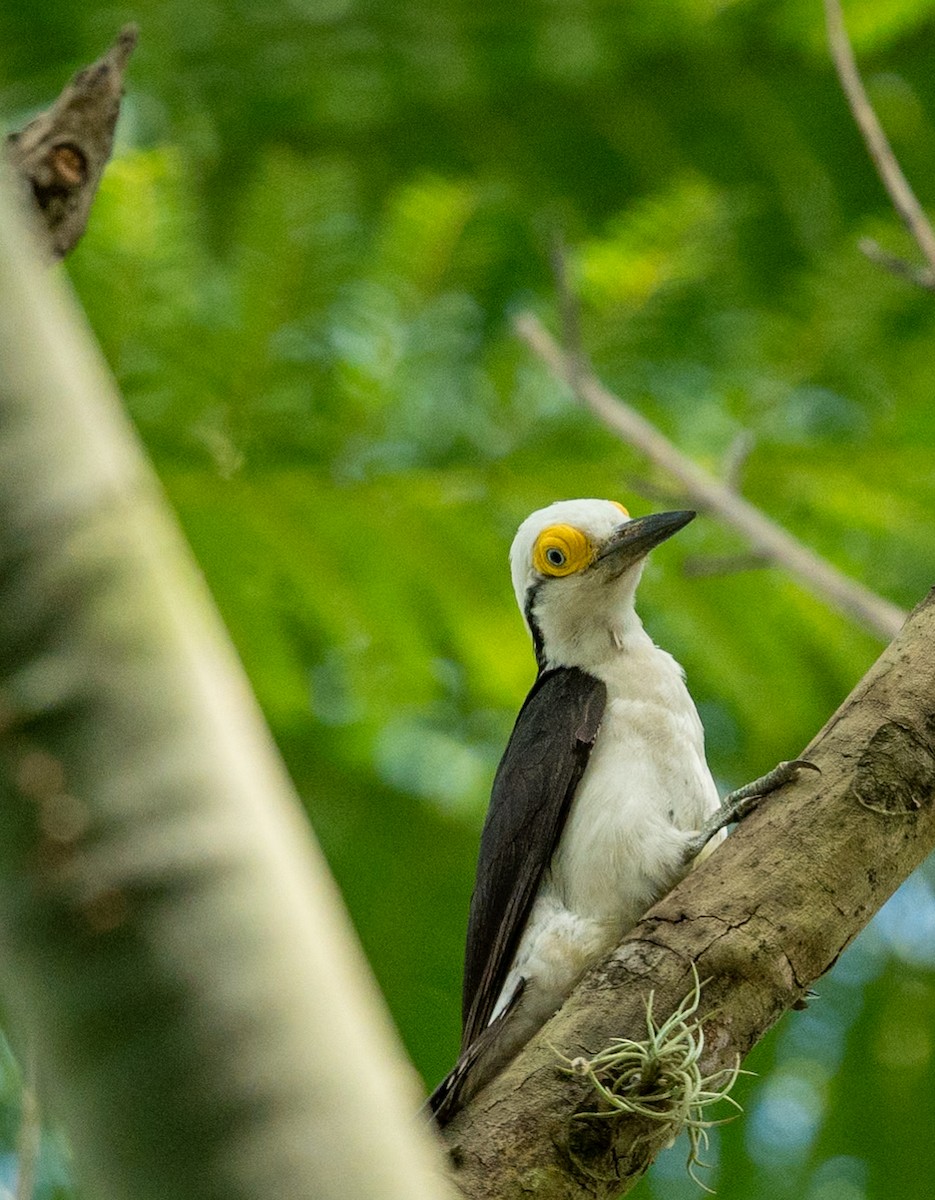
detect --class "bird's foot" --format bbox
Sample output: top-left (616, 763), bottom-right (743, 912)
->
top-left (720, 758), bottom-right (819, 824)
top-left (684, 759), bottom-right (819, 861)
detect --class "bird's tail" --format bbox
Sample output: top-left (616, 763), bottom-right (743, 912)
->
top-left (424, 981), bottom-right (525, 1126)
top-left (425, 1054), bottom-right (471, 1126)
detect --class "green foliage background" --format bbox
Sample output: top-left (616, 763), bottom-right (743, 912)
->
top-left (3, 1), bottom-right (935, 1196)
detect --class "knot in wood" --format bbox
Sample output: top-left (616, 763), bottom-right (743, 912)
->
top-left (850, 721), bottom-right (935, 816)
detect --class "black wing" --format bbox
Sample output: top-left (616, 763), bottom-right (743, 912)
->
top-left (460, 665), bottom-right (606, 1051)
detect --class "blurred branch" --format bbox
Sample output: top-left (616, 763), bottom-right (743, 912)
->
top-left (857, 236), bottom-right (935, 291)
top-left (721, 428), bottom-right (756, 493)
top-left (5, 25), bottom-right (137, 258)
top-left (681, 551), bottom-right (769, 579)
top-left (443, 588), bottom-right (935, 1197)
top-left (14, 1050), bottom-right (39, 1200)
top-left (548, 231), bottom-right (586, 391)
top-left (0, 170), bottom-right (454, 1200)
top-left (825, 0), bottom-right (935, 288)
top-left (514, 311), bottom-right (907, 641)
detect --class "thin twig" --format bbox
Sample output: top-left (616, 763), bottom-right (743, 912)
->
top-left (548, 231), bottom-right (586, 393)
top-left (825, 0), bottom-right (935, 278)
top-left (514, 311), bottom-right (907, 642)
top-left (721, 430), bottom-right (756, 493)
top-left (857, 237), bottom-right (935, 292)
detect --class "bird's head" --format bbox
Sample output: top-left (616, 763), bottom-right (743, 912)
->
top-left (509, 499), bottom-right (695, 669)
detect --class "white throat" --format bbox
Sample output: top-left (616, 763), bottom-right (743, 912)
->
top-left (527, 561), bottom-right (647, 671)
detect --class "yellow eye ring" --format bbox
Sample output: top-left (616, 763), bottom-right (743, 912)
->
top-left (533, 524), bottom-right (594, 577)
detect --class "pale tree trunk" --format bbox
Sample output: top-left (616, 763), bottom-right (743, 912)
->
top-left (442, 586), bottom-right (935, 1197)
top-left (0, 170), bottom-right (455, 1200)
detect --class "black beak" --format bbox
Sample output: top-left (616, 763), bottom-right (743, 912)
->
top-left (595, 510), bottom-right (695, 573)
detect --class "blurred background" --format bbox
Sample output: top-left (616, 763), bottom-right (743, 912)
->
top-left (3, 0), bottom-right (935, 1197)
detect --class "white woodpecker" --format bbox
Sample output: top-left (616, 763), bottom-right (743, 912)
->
top-left (428, 498), bottom-right (807, 1124)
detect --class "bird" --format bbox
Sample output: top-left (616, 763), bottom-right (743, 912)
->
top-left (428, 498), bottom-right (751, 1125)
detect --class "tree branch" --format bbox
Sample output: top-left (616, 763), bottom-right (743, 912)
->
top-left (514, 311), bottom-right (906, 641)
top-left (858, 236), bottom-right (935, 292)
top-left (441, 588), bottom-right (935, 1197)
top-left (5, 26), bottom-right (137, 259)
top-left (825, 0), bottom-right (935, 282)
top-left (0, 170), bottom-right (455, 1200)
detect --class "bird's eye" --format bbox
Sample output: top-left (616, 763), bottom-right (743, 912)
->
top-left (533, 525), bottom-right (593, 577)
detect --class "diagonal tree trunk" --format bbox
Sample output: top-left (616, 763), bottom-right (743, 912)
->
top-left (441, 586), bottom-right (935, 1197)
top-left (0, 171), bottom-right (454, 1200)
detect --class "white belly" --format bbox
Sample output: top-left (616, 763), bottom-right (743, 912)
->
top-left (491, 639), bottom-right (720, 1027)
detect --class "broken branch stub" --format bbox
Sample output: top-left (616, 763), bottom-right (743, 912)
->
top-left (6, 25), bottom-right (138, 259)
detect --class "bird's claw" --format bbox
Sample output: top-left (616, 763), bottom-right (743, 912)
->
top-left (685, 758), bottom-right (819, 861)
top-left (723, 758), bottom-right (819, 811)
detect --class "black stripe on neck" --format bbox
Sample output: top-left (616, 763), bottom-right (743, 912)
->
top-left (523, 584), bottom-right (548, 674)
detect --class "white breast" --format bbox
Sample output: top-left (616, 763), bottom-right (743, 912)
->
top-left (490, 629), bottom-right (720, 1029)
top-left (551, 634), bottom-right (720, 926)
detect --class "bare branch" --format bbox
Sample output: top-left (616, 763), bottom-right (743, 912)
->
top-left (858, 236), bottom-right (935, 291)
top-left (721, 428), bottom-right (756, 493)
top-left (825, 0), bottom-right (935, 278)
top-left (5, 26), bottom-right (137, 258)
top-left (514, 311), bottom-right (907, 641)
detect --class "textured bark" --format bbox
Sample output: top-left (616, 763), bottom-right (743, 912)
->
top-left (6, 26), bottom-right (136, 258)
top-left (441, 589), bottom-right (935, 1197)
